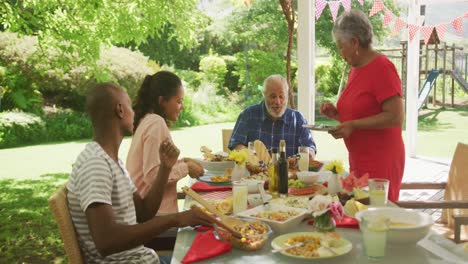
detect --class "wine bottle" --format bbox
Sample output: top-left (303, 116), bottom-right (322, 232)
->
top-left (277, 140), bottom-right (288, 196)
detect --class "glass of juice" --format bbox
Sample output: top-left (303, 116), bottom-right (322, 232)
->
top-left (360, 216), bottom-right (390, 259)
top-left (297, 146), bottom-right (309, 172)
top-left (232, 181), bottom-right (248, 214)
top-left (368, 178), bottom-right (389, 206)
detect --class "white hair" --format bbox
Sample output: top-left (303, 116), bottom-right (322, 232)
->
top-left (333, 9), bottom-right (373, 48)
top-left (262, 75), bottom-right (288, 97)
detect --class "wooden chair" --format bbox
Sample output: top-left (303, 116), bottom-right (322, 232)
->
top-left (48, 184), bottom-right (84, 264)
top-left (396, 142), bottom-right (468, 243)
top-left (222, 128), bottom-right (233, 153)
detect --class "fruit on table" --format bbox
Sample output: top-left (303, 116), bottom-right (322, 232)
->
top-left (353, 188), bottom-right (369, 200)
top-left (343, 199), bottom-right (368, 217)
top-left (288, 179), bottom-right (305, 188)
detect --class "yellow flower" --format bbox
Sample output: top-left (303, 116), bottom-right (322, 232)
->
top-left (229, 149), bottom-right (248, 165)
top-left (324, 160), bottom-right (344, 174)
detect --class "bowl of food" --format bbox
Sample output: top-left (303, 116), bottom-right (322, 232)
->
top-left (248, 193), bottom-right (273, 207)
top-left (214, 218), bottom-right (272, 251)
top-left (196, 158), bottom-right (235, 173)
top-left (297, 171), bottom-right (320, 185)
top-left (355, 207), bottom-right (434, 244)
top-left (309, 160), bottom-right (324, 172)
top-left (240, 178), bottom-right (265, 194)
top-left (236, 204), bottom-right (309, 234)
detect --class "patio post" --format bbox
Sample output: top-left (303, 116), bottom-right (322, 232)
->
top-left (297, 0), bottom-right (315, 124)
top-left (405, 0), bottom-right (422, 158)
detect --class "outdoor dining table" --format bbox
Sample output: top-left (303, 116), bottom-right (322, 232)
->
top-left (170, 187), bottom-right (467, 264)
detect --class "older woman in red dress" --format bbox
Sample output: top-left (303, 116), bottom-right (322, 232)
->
top-left (320, 10), bottom-right (405, 202)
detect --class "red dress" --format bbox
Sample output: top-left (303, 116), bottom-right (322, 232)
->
top-left (337, 55), bottom-right (405, 201)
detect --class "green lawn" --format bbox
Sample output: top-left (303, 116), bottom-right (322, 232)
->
top-left (0, 107), bottom-right (467, 263)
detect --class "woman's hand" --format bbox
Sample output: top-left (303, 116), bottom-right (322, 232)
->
top-left (159, 139), bottom-right (180, 170)
top-left (320, 102), bottom-right (339, 120)
top-left (328, 121), bottom-right (354, 139)
top-left (185, 159), bottom-right (204, 178)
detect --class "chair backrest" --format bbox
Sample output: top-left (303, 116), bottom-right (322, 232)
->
top-left (443, 142), bottom-right (468, 238)
top-left (222, 128), bottom-right (233, 153)
top-left (48, 184), bottom-right (84, 264)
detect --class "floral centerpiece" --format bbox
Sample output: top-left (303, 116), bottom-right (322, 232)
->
top-left (323, 160), bottom-right (345, 195)
top-left (309, 195), bottom-right (344, 232)
top-left (229, 149), bottom-right (249, 181)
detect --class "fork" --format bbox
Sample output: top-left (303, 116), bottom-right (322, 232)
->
top-left (271, 242), bottom-right (304, 253)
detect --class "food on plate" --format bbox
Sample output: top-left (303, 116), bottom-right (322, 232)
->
top-left (210, 174), bottom-right (231, 182)
top-left (244, 172), bottom-right (268, 181)
top-left (254, 140), bottom-right (271, 164)
top-left (216, 197), bottom-right (233, 214)
top-left (288, 156), bottom-right (298, 169)
top-left (288, 179), bottom-right (306, 188)
top-left (269, 197), bottom-right (310, 209)
top-left (250, 210), bottom-right (300, 222)
top-left (284, 233), bottom-right (343, 257)
top-left (308, 160), bottom-right (324, 172)
top-left (246, 163), bottom-right (268, 175)
top-left (343, 199), bottom-right (368, 217)
top-left (288, 184), bottom-right (327, 196)
top-left (200, 145), bottom-right (231, 162)
top-left (216, 220), bottom-right (270, 251)
top-left (341, 172), bottom-right (368, 192)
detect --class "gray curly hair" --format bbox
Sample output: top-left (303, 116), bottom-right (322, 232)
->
top-left (333, 10), bottom-right (373, 48)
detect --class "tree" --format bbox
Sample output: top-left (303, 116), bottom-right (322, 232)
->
top-left (279, 0), bottom-right (296, 108)
top-left (1, 0), bottom-right (205, 74)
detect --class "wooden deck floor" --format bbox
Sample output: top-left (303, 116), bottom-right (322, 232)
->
top-left (399, 156), bottom-right (451, 220)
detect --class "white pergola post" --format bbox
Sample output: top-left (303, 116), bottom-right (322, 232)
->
top-left (297, 0), bottom-right (315, 124)
top-left (405, 0), bottom-right (422, 158)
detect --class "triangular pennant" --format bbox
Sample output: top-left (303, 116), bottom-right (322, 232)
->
top-left (341, 0), bottom-right (351, 12)
top-left (383, 9), bottom-right (394, 28)
top-left (451, 16), bottom-right (463, 36)
top-left (408, 24), bottom-right (420, 42)
top-left (464, 12), bottom-right (468, 18)
top-left (357, 0), bottom-right (364, 6)
top-left (421, 26), bottom-right (434, 45)
top-left (436, 23), bottom-right (448, 40)
top-left (316, 0), bottom-right (327, 20)
top-left (369, 0), bottom-right (385, 17)
top-left (392, 18), bottom-right (407, 36)
top-left (328, 1), bottom-right (341, 23)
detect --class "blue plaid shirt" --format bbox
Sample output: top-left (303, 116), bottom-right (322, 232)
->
top-left (228, 101), bottom-right (316, 157)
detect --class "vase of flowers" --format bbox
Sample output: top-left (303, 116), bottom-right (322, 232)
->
top-left (309, 195), bottom-right (344, 232)
top-left (229, 149), bottom-right (250, 181)
top-left (324, 160), bottom-right (345, 196)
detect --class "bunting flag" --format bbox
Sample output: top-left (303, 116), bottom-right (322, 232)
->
top-left (316, 0), bottom-right (327, 20)
top-left (408, 24), bottom-right (420, 42)
top-left (357, 0), bottom-right (364, 6)
top-left (435, 23), bottom-right (448, 40)
top-left (421, 26), bottom-right (434, 45)
top-left (329, 1), bottom-right (341, 22)
top-left (451, 16), bottom-right (463, 35)
top-left (383, 9), bottom-right (394, 28)
top-left (369, 0), bottom-right (384, 17)
top-left (392, 18), bottom-right (407, 36)
top-left (464, 12), bottom-right (468, 18)
top-left (341, 0), bottom-right (351, 12)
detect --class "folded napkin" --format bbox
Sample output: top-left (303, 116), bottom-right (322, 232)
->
top-left (334, 215), bottom-right (359, 229)
top-left (307, 215), bottom-right (359, 229)
top-left (181, 230), bottom-right (231, 264)
top-left (191, 182), bottom-right (232, 192)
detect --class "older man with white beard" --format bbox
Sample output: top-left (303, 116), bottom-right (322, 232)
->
top-left (229, 75), bottom-right (316, 158)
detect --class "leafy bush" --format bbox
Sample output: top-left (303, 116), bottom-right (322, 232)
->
top-left (0, 32), bottom-right (153, 111)
top-left (199, 54), bottom-right (227, 94)
top-left (315, 58), bottom-right (347, 97)
top-left (0, 109), bottom-right (92, 149)
top-left (177, 69), bottom-right (204, 91)
top-left (0, 111), bottom-right (46, 148)
top-left (222, 55), bottom-right (240, 93)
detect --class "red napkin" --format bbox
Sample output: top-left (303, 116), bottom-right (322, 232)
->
top-left (181, 231), bottom-right (231, 263)
top-left (191, 182), bottom-right (232, 192)
top-left (307, 215), bottom-right (359, 229)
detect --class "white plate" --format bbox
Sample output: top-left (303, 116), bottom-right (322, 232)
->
top-left (303, 124), bottom-right (337, 132)
top-left (271, 232), bottom-right (352, 259)
top-left (198, 174), bottom-right (231, 185)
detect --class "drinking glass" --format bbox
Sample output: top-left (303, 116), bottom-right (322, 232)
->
top-left (297, 146), bottom-right (309, 172)
top-left (360, 216), bottom-right (390, 259)
top-left (232, 181), bottom-right (248, 214)
top-left (368, 178), bottom-right (389, 206)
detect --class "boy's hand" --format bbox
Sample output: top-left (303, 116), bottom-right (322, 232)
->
top-left (159, 139), bottom-right (180, 170)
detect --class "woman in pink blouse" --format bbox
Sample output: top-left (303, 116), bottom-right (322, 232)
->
top-left (126, 71), bottom-right (204, 213)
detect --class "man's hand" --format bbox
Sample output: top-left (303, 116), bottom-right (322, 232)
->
top-left (175, 208), bottom-right (213, 227)
top-left (159, 139), bottom-right (180, 170)
top-left (185, 159), bottom-right (204, 178)
top-left (320, 102), bottom-right (339, 120)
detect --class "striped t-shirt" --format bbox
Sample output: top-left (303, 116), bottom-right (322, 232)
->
top-left (67, 142), bottom-right (158, 263)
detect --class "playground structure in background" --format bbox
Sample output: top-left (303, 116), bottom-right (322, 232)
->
top-left (381, 30), bottom-right (468, 110)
